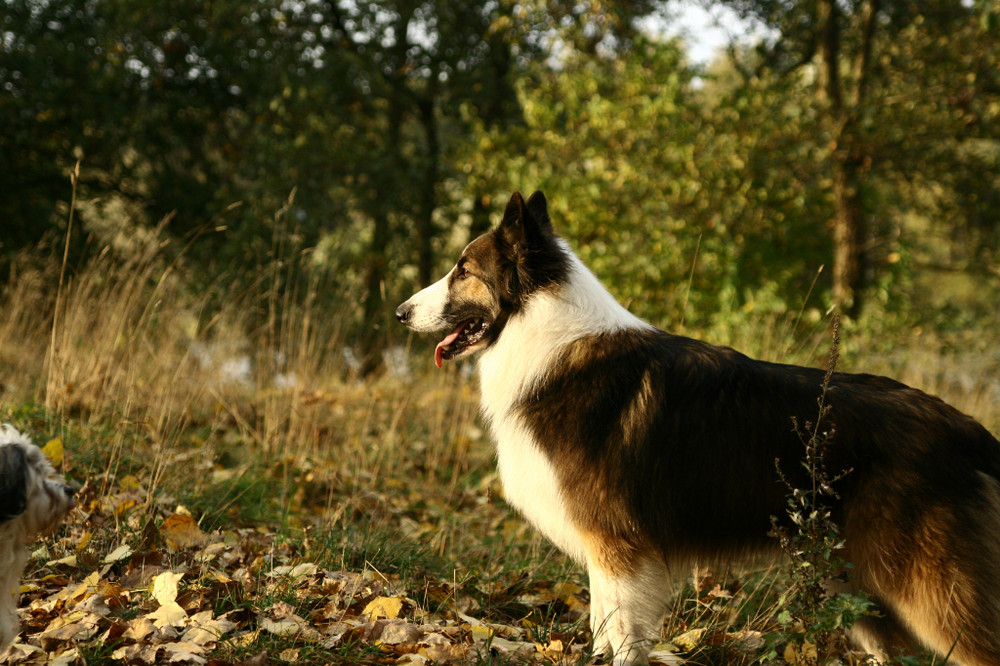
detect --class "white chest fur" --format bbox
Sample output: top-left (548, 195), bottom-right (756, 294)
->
top-left (476, 254), bottom-right (649, 565)
top-left (488, 411), bottom-right (588, 563)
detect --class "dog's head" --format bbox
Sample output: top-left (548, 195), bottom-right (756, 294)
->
top-left (0, 426), bottom-right (75, 537)
top-left (396, 191), bottom-right (569, 367)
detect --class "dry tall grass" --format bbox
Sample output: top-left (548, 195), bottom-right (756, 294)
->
top-left (3, 225), bottom-right (999, 507)
top-left (0, 225), bottom-right (488, 544)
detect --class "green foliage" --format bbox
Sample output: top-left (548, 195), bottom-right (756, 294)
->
top-left (3, 0), bottom-right (1000, 359)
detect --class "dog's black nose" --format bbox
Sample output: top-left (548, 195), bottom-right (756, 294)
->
top-left (395, 303), bottom-right (412, 324)
top-left (62, 484), bottom-right (75, 499)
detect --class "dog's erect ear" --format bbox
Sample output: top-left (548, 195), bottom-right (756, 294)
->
top-left (499, 190), bottom-right (555, 249)
top-left (0, 444), bottom-right (28, 522)
top-left (500, 191), bottom-right (526, 237)
top-left (496, 190), bottom-right (568, 299)
top-left (524, 190), bottom-right (552, 232)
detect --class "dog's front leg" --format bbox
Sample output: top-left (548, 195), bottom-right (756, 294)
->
top-left (586, 552), bottom-right (672, 665)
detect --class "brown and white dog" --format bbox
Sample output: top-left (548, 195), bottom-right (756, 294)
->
top-left (396, 191), bottom-right (1000, 665)
top-left (0, 425), bottom-right (75, 654)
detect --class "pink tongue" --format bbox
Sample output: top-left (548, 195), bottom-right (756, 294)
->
top-left (434, 327), bottom-right (463, 369)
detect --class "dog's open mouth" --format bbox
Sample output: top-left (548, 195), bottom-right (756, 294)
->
top-left (435, 318), bottom-right (489, 368)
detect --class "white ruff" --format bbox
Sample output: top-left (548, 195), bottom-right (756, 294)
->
top-left (478, 250), bottom-right (650, 566)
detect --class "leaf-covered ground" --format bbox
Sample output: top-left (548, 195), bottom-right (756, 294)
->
top-left (7, 397), bottom-right (784, 666)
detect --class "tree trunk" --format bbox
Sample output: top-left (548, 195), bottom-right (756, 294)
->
top-left (831, 147), bottom-right (867, 317)
top-left (359, 6), bottom-right (415, 375)
top-left (818, 0), bottom-right (874, 317)
top-left (416, 82), bottom-right (439, 287)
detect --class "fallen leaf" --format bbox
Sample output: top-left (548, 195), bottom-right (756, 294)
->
top-left (75, 530), bottom-right (92, 554)
top-left (419, 644), bottom-right (469, 662)
top-left (182, 613), bottom-right (237, 646)
top-left (162, 513), bottom-right (208, 550)
top-left (363, 596), bottom-right (404, 620)
top-left (277, 647), bottom-right (300, 662)
top-left (151, 571), bottom-right (184, 605)
top-left (147, 601), bottom-right (188, 628)
top-left (104, 543), bottom-right (134, 564)
top-left (48, 648), bottom-right (83, 666)
top-left (378, 620), bottom-right (423, 645)
top-left (123, 617), bottom-right (159, 642)
top-left (672, 627), bottom-right (707, 652)
top-left (163, 640), bottom-right (208, 664)
top-left (42, 437), bottom-right (63, 467)
top-left (47, 554), bottom-right (78, 568)
top-left (648, 644), bottom-right (685, 666)
top-left (119, 474), bottom-right (141, 491)
top-left (260, 616), bottom-right (304, 637)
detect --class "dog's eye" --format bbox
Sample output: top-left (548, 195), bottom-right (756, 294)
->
top-left (457, 266), bottom-right (471, 280)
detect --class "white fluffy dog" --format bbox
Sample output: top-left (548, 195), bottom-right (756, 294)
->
top-left (0, 425), bottom-right (75, 653)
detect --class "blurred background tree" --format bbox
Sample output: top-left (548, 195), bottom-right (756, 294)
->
top-left (2, 0), bottom-right (998, 368)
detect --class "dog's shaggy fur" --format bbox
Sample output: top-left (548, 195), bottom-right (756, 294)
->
top-left (0, 425), bottom-right (75, 654)
top-left (397, 191), bottom-right (1000, 665)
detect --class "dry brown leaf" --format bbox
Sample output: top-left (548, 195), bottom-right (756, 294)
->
top-left (162, 514), bottom-right (208, 550)
top-left (377, 620), bottom-right (423, 645)
top-left (419, 643), bottom-right (470, 662)
top-left (37, 621), bottom-right (98, 651)
top-left (162, 639), bottom-right (209, 664)
top-left (181, 612), bottom-right (237, 646)
top-left (113, 642), bottom-right (164, 665)
top-left (259, 616), bottom-right (304, 637)
top-left (672, 627), bottom-right (707, 652)
top-left (103, 544), bottom-right (134, 564)
top-left (48, 647), bottom-right (83, 666)
top-left (784, 640), bottom-right (818, 665)
top-left (277, 647), bottom-right (300, 662)
top-left (123, 617), bottom-right (159, 642)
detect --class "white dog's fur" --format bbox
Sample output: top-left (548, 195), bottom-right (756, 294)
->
top-left (0, 425), bottom-right (75, 654)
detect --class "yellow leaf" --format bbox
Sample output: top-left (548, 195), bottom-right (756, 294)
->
top-left (42, 437), bottom-right (63, 467)
top-left (672, 628), bottom-right (706, 652)
top-left (75, 530), bottom-right (92, 554)
top-left (363, 596), bottom-right (404, 620)
top-left (470, 625), bottom-right (493, 642)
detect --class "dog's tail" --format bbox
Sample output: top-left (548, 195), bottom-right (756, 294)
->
top-left (850, 470), bottom-right (1000, 665)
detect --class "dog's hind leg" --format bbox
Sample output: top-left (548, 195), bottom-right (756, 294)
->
top-left (586, 549), bottom-right (672, 666)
